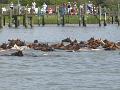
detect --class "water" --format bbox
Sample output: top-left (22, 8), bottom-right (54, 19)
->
top-left (0, 24), bottom-right (120, 90)
top-left (0, 24), bottom-right (120, 43)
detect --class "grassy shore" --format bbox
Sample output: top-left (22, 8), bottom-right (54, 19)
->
top-left (4, 14), bottom-right (112, 25)
top-left (31, 15), bottom-right (106, 24)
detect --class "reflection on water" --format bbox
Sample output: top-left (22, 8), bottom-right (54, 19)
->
top-left (0, 25), bottom-right (120, 90)
top-left (0, 24), bottom-right (120, 43)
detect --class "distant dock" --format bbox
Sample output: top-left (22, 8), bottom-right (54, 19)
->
top-left (0, 4), bottom-right (120, 28)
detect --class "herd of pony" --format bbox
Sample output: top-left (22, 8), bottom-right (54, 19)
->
top-left (0, 37), bottom-right (120, 56)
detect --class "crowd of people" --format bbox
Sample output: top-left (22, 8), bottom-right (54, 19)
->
top-left (1, 1), bottom-right (96, 15)
top-left (30, 1), bottom-right (79, 15)
top-left (59, 2), bottom-right (78, 15)
top-left (59, 1), bottom-right (95, 15)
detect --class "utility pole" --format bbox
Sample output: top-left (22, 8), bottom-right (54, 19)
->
top-left (98, 4), bottom-right (101, 26)
top-left (17, 0), bottom-right (20, 27)
top-left (17, 0), bottom-right (20, 14)
top-left (118, 2), bottom-right (120, 26)
top-left (103, 6), bottom-right (107, 26)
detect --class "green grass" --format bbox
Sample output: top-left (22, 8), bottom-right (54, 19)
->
top-left (32, 14), bottom-right (100, 24)
top-left (3, 14), bottom-right (112, 25)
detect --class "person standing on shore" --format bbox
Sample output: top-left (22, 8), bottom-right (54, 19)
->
top-left (67, 2), bottom-right (71, 14)
top-left (10, 2), bottom-right (14, 10)
top-left (32, 1), bottom-right (36, 9)
top-left (41, 2), bottom-right (47, 14)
